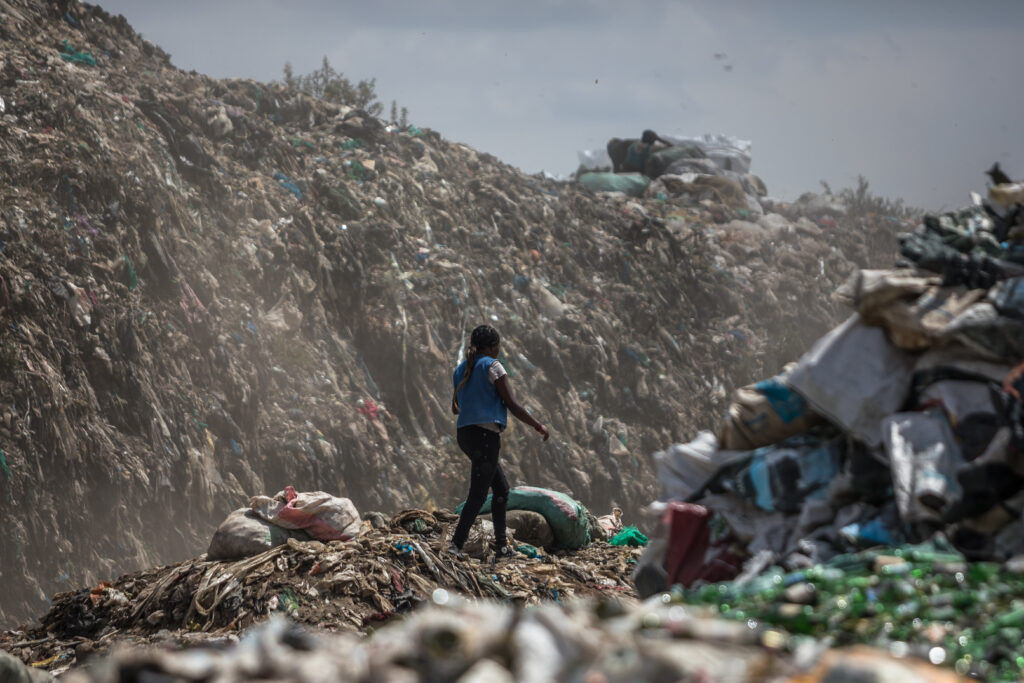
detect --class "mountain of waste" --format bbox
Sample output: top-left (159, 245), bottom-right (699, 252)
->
top-left (0, 0), bottom-right (902, 632)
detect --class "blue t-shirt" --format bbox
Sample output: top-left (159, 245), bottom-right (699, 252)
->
top-left (453, 355), bottom-right (508, 430)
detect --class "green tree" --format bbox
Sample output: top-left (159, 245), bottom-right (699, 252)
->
top-left (281, 56), bottom-right (384, 117)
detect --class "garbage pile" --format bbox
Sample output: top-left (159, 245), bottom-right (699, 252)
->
top-left (0, 508), bottom-right (640, 677)
top-left (576, 133), bottom-right (764, 216)
top-left (9, 601), bottom-right (964, 683)
top-left (639, 180), bottom-right (1024, 677)
top-left (0, 0), bottom-right (905, 628)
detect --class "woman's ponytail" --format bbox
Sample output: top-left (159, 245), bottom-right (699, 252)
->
top-left (451, 345), bottom-right (478, 413)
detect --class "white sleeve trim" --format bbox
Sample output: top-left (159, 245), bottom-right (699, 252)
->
top-left (488, 360), bottom-right (507, 384)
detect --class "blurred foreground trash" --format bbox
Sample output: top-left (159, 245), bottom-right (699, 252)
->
top-left (59, 596), bottom-right (963, 683)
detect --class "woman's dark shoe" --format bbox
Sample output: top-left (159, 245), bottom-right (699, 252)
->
top-left (494, 546), bottom-right (516, 561)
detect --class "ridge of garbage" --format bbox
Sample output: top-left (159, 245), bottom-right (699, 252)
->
top-left (0, 0), bottom-right (904, 648)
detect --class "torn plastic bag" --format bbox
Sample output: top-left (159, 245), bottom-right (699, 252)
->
top-left (250, 486), bottom-right (362, 541)
top-left (881, 410), bottom-right (964, 525)
top-left (576, 148), bottom-right (612, 171)
top-left (459, 486), bottom-right (590, 549)
top-left (609, 526), bottom-right (648, 547)
top-left (717, 376), bottom-right (822, 450)
top-left (207, 508), bottom-right (313, 561)
top-left (787, 314), bottom-right (917, 447)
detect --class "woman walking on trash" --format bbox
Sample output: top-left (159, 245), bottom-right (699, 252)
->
top-left (448, 324), bottom-right (549, 560)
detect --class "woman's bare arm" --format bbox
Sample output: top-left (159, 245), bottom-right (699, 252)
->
top-left (494, 376), bottom-right (549, 440)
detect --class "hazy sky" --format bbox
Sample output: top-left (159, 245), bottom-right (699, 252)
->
top-left (95, 0), bottom-right (1024, 210)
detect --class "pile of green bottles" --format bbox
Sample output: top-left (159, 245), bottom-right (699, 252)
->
top-left (676, 542), bottom-right (1024, 680)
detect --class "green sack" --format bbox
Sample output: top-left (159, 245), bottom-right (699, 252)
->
top-left (578, 172), bottom-right (650, 198)
top-left (609, 526), bottom-right (648, 547)
top-left (457, 485), bottom-right (591, 549)
top-left (644, 143), bottom-right (706, 179)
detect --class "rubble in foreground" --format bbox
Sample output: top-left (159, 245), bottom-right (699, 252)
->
top-left (53, 603), bottom-right (963, 683)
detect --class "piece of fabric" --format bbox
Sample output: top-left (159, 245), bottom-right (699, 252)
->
top-left (451, 425), bottom-right (509, 549)
top-left (454, 354), bottom-right (508, 430)
top-left (663, 503), bottom-right (742, 588)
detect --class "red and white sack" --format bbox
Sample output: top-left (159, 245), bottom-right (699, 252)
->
top-left (250, 485), bottom-right (361, 541)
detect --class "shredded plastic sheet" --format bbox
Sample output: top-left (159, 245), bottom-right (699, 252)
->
top-left (609, 526), bottom-right (648, 547)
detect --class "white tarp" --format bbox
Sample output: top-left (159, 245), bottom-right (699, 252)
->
top-left (786, 314), bottom-right (917, 447)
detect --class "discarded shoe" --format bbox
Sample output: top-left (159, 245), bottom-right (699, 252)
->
top-left (445, 543), bottom-right (466, 560)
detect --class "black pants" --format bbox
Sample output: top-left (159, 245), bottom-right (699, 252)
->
top-left (451, 425), bottom-right (510, 549)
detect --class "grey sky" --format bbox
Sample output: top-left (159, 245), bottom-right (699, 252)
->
top-left (95, 0), bottom-right (1024, 210)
